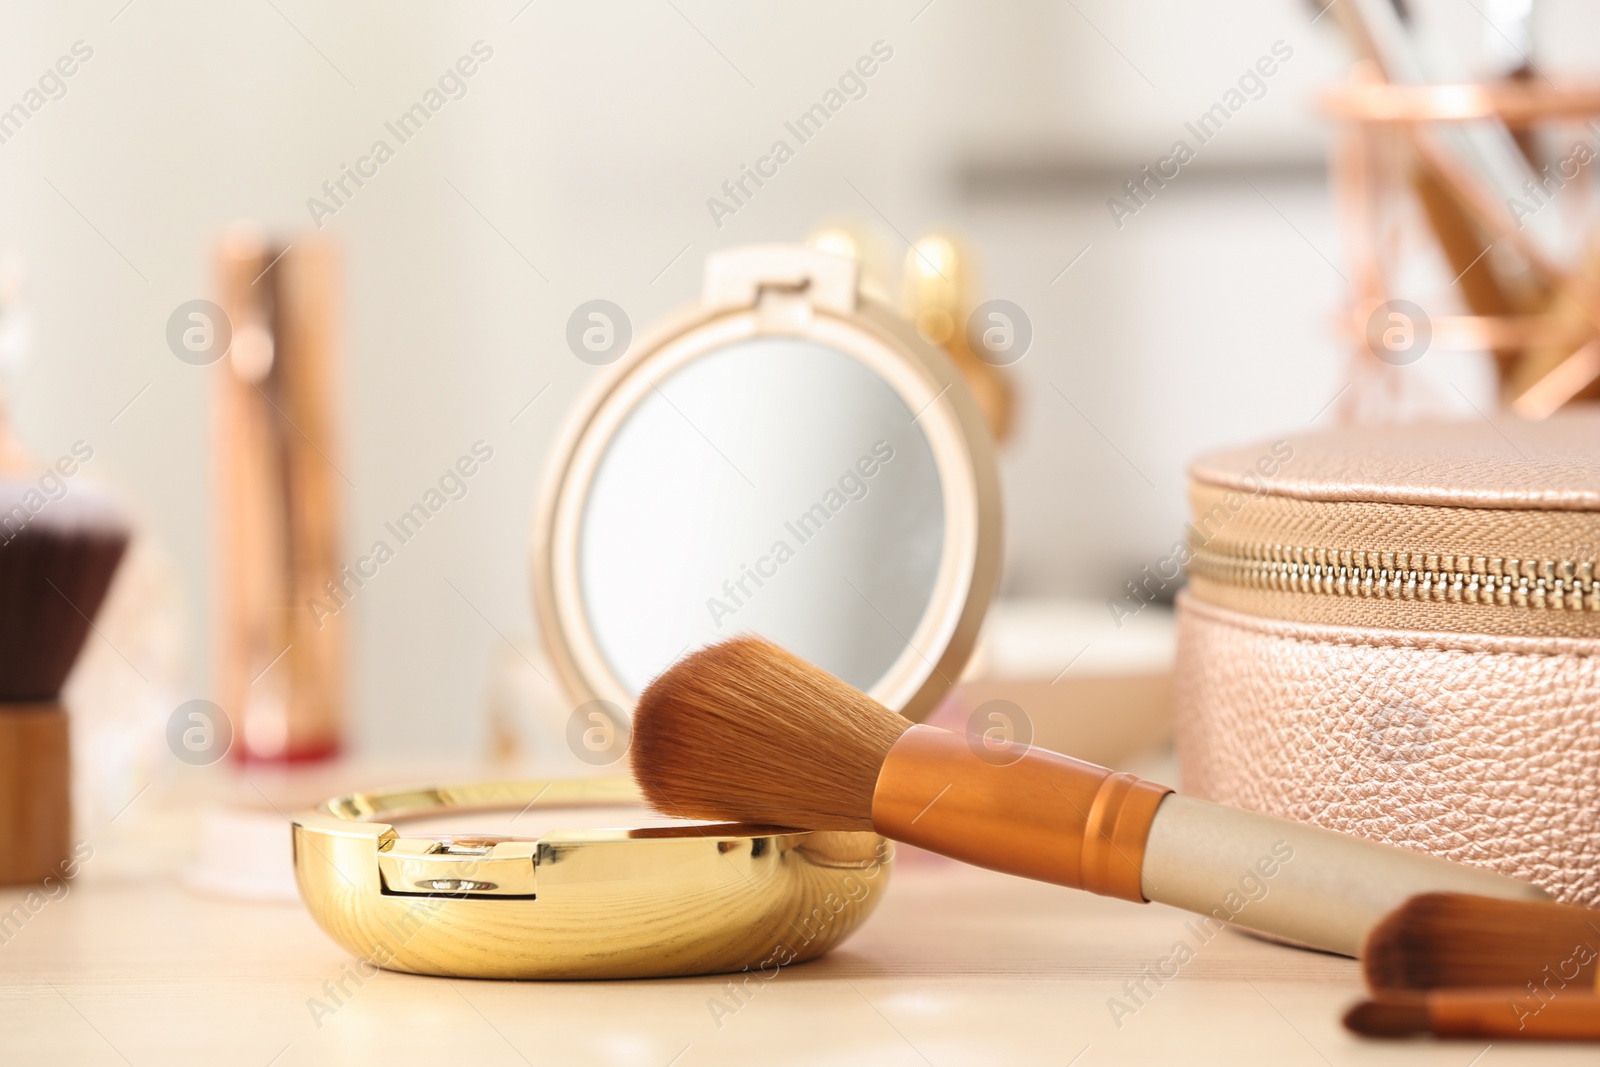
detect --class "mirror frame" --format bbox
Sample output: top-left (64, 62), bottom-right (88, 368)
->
top-left (531, 245), bottom-right (1001, 722)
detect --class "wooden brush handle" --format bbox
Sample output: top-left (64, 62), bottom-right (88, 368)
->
top-left (871, 726), bottom-right (1546, 956)
top-left (1142, 795), bottom-right (1548, 956)
top-left (0, 703), bottom-right (70, 885)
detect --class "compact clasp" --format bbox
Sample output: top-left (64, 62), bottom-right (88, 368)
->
top-left (376, 835), bottom-right (539, 898)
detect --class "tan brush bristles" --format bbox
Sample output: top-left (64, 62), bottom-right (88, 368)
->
top-left (1342, 996), bottom-right (1430, 1037)
top-left (1363, 892), bottom-right (1600, 992)
top-left (631, 636), bottom-right (911, 831)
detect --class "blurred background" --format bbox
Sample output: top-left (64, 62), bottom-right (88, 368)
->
top-left (3, 0), bottom-right (1599, 775)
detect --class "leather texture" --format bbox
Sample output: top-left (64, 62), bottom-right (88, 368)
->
top-left (1190, 408), bottom-right (1600, 510)
top-left (1176, 594), bottom-right (1600, 906)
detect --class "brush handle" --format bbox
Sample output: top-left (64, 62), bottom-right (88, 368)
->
top-left (0, 702), bottom-right (71, 886)
top-left (871, 726), bottom-right (1546, 957)
top-left (1426, 990), bottom-right (1600, 1040)
top-left (1141, 795), bottom-right (1547, 957)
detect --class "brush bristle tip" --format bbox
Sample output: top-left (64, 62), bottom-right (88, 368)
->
top-left (631, 636), bottom-right (911, 831)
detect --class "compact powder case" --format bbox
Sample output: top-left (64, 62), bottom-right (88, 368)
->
top-left (291, 778), bottom-right (892, 980)
top-left (294, 245), bottom-right (1001, 979)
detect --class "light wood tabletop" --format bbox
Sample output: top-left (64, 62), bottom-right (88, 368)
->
top-left (1, 841), bottom-right (1594, 1066)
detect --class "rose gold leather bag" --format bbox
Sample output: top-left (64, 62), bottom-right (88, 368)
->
top-left (1174, 409), bottom-right (1600, 905)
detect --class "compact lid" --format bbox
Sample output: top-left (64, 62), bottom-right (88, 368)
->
top-left (532, 246), bottom-right (1002, 722)
top-left (1190, 408), bottom-right (1600, 511)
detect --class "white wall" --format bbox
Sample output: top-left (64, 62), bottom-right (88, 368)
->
top-left (2, 1), bottom-right (1593, 755)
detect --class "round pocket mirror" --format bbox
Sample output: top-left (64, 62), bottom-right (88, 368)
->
top-left (534, 245), bottom-right (1001, 721)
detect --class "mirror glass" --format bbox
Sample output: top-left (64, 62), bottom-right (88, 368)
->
top-left (579, 336), bottom-right (945, 697)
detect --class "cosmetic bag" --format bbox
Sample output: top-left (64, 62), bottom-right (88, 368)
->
top-left (1174, 409), bottom-right (1600, 906)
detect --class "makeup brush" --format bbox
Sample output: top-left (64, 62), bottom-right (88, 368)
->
top-left (0, 479), bottom-right (129, 884)
top-left (631, 637), bottom-right (1549, 958)
top-left (1363, 893), bottom-right (1600, 992)
top-left (1344, 991), bottom-right (1600, 1042)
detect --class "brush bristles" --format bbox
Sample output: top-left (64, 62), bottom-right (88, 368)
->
top-left (1363, 893), bottom-right (1600, 991)
top-left (1343, 997), bottom-right (1428, 1037)
top-left (631, 636), bottom-right (911, 831)
top-left (0, 481), bottom-right (129, 703)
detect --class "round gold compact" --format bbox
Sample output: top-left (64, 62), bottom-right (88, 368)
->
top-left (294, 244), bottom-right (1000, 979)
top-left (291, 778), bottom-right (888, 979)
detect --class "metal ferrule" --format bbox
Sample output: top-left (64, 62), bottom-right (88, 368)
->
top-left (870, 725), bottom-right (1172, 903)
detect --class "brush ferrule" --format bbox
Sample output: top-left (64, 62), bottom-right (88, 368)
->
top-left (869, 725), bottom-right (1171, 902)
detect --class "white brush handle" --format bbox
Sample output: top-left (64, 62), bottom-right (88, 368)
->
top-left (1141, 795), bottom-right (1549, 956)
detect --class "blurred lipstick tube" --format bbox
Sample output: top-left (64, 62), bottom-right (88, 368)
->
top-left (214, 230), bottom-right (344, 762)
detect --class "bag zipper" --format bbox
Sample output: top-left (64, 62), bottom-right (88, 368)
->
top-left (1190, 541), bottom-right (1600, 613)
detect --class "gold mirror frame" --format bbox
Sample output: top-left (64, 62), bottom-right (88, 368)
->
top-left (532, 245), bottom-right (1003, 721)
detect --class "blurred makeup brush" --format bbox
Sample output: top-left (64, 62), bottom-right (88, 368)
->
top-left (631, 637), bottom-right (1548, 958)
top-left (1345, 991), bottom-right (1600, 1042)
top-left (0, 479), bottom-right (129, 884)
top-left (1363, 892), bottom-right (1600, 992)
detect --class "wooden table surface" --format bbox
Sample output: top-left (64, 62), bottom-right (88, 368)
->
top-left (1, 841), bottom-right (1593, 1067)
